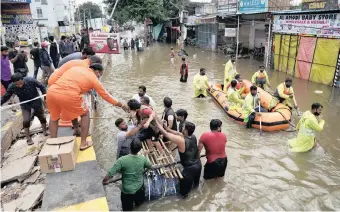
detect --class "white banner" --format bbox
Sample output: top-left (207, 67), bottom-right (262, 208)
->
top-left (225, 28), bottom-right (236, 37)
top-left (273, 13), bottom-right (340, 37)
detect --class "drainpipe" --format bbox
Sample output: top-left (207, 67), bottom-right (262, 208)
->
top-left (265, 17), bottom-right (272, 70)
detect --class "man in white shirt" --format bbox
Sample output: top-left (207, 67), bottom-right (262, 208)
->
top-left (132, 85), bottom-right (156, 108)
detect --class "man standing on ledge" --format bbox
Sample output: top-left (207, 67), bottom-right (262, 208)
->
top-left (1, 73), bottom-right (48, 145)
top-left (132, 85), bottom-right (156, 108)
top-left (103, 139), bottom-right (152, 211)
top-left (57, 47), bottom-right (95, 68)
top-left (46, 63), bottom-right (129, 151)
top-left (288, 103), bottom-right (325, 153)
top-left (198, 119), bottom-right (227, 179)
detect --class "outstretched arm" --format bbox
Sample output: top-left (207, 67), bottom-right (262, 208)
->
top-left (102, 159), bottom-right (122, 184)
top-left (156, 121), bottom-right (184, 150)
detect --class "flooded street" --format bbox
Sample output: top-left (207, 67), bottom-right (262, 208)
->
top-left (93, 36), bottom-right (340, 210)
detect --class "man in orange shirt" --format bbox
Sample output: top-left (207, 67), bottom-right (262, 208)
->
top-left (48, 55), bottom-right (102, 87)
top-left (46, 63), bottom-right (129, 150)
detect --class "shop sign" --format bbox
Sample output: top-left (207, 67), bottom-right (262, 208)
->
top-left (225, 28), bottom-right (236, 37)
top-left (1, 3), bottom-right (33, 25)
top-left (89, 32), bottom-right (121, 54)
top-left (273, 13), bottom-right (340, 37)
top-left (301, 0), bottom-right (339, 11)
top-left (218, 0), bottom-right (237, 15)
top-left (239, 0), bottom-right (268, 14)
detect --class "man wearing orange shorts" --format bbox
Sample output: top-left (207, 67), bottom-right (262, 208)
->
top-left (46, 63), bottom-right (129, 150)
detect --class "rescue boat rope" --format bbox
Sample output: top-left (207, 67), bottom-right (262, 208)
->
top-left (1, 94), bottom-right (46, 111)
top-left (274, 108), bottom-right (297, 130)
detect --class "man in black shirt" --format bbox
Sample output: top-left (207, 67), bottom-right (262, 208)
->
top-left (8, 48), bottom-right (28, 74)
top-left (49, 36), bottom-right (60, 69)
top-left (161, 97), bottom-right (177, 143)
top-left (30, 42), bottom-right (41, 79)
top-left (155, 121), bottom-right (202, 198)
top-left (1, 73), bottom-right (48, 145)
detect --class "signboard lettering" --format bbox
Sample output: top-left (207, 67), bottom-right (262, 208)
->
top-left (273, 13), bottom-right (340, 37)
top-left (225, 28), bottom-right (236, 37)
top-left (90, 32), bottom-right (121, 54)
top-left (301, 0), bottom-right (339, 10)
top-left (239, 0), bottom-right (268, 14)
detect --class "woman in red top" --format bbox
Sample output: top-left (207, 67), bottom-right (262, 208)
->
top-left (180, 57), bottom-right (188, 82)
top-left (198, 119), bottom-right (228, 179)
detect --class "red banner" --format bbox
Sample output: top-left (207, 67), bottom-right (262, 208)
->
top-left (89, 32), bottom-right (120, 54)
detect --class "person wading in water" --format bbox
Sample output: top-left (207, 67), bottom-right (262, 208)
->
top-left (115, 118), bottom-right (143, 159)
top-left (103, 139), bottom-right (154, 211)
top-left (288, 103), bottom-right (325, 153)
top-left (180, 57), bottom-right (188, 82)
top-left (176, 109), bottom-right (188, 133)
top-left (198, 119), bottom-right (228, 179)
top-left (193, 68), bottom-right (209, 98)
top-left (155, 120), bottom-right (202, 198)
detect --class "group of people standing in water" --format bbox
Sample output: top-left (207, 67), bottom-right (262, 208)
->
top-left (102, 85), bottom-right (228, 211)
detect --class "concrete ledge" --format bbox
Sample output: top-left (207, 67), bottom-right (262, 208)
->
top-left (1, 111), bottom-right (23, 158)
top-left (41, 127), bottom-right (108, 211)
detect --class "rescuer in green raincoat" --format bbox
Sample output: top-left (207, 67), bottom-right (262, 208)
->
top-left (227, 80), bottom-right (244, 112)
top-left (193, 68), bottom-right (209, 98)
top-left (269, 77), bottom-right (298, 111)
top-left (223, 59), bottom-right (237, 92)
top-left (288, 103), bottom-right (325, 153)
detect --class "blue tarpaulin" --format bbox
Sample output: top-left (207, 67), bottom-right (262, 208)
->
top-left (152, 24), bottom-right (163, 40)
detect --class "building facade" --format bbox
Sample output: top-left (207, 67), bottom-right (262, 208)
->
top-left (1, 0), bottom-right (38, 46)
top-left (30, 0), bottom-right (76, 38)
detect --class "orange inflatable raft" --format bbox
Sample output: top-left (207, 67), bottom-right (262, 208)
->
top-left (208, 80), bottom-right (291, 132)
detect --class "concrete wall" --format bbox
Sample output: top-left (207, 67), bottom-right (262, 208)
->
top-left (195, 3), bottom-right (217, 14)
top-left (30, 0), bottom-right (73, 32)
top-left (239, 22), bottom-right (266, 50)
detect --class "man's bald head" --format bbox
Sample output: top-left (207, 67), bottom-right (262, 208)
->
top-left (89, 55), bottom-right (102, 65)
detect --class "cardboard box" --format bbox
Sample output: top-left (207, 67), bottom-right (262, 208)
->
top-left (39, 136), bottom-right (78, 174)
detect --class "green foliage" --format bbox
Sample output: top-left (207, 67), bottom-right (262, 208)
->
top-left (104, 0), bottom-right (186, 25)
top-left (74, 2), bottom-right (103, 22)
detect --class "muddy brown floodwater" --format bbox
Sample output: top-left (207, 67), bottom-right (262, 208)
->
top-left (93, 42), bottom-right (340, 211)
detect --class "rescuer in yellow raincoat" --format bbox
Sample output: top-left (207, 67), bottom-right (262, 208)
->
top-left (193, 68), bottom-right (209, 98)
top-left (223, 59), bottom-right (237, 92)
top-left (289, 103), bottom-right (325, 153)
top-left (242, 85), bottom-right (267, 128)
top-left (227, 80), bottom-right (244, 112)
top-left (251, 65), bottom-right (270, 90)
top-left (269, 77), bottom-right (298, 111)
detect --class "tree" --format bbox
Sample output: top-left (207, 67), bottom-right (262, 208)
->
top-left (74, 2), bottom-right (103, 22)
top-left (104, 0), bottom-right (187, 25)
